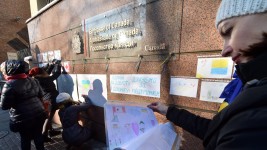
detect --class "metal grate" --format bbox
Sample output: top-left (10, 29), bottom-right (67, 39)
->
top-left (7, 38), bottom-right (28, 51)
top-left (17, 27), bottom-right (29, 43)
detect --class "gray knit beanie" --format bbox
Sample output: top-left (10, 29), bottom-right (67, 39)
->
top-left (216, 0), bottom-right (267, 28)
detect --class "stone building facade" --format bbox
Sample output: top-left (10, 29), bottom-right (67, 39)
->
top-left (0, 0), bottom-right (31, 62)
top-left (26, 0), bottom-right (226, 149)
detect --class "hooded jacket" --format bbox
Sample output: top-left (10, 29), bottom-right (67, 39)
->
top-left (166, 52), bottom-right (267, 149)
top-left (0, 60), bottom-right (46, 123)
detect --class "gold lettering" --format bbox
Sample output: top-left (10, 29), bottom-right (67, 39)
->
top-left (144, 43), bottom-right (167, 52)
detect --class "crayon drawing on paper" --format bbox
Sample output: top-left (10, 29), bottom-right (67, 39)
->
top-left (105, 102), bottom-right (158, 150)
top-left (199, 81), bottom-right (229, 103)
top-left (196, 57), bottom-right (234, 79)
top-left (170, 77), bottom-right (199, 98)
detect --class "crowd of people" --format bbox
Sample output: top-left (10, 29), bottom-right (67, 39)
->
top-left (1, 0), bottom-right (267, 149)
top-left (0, 60), bottom-right (47, 150)
top-left (0, 58), bottom-right (95, 150)
top-left (28, 59), bottom-right (62, 142)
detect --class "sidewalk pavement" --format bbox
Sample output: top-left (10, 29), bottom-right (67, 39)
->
top-left (0, 108), bottom-right (66, 150)
top-left (0, 108), bottom-right (107, 150)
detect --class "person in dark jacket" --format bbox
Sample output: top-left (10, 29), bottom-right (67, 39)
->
top-left (42, 59), bottom-right (60, 75)
top-left (56, 92), bottom-right (92, 148)
top-left (23, 56), bottom-right (34, 74)
top-left (148, 0), bottom-right (267, 149)
top-left (0, 60), bottom-right (47, 150)
top-left (29, 62), bottom-right (62, 141)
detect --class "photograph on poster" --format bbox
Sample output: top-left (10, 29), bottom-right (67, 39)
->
top-left (196, 57), bottom-right (234, 79)
top-left (170, 77), bottom-right (198, 98)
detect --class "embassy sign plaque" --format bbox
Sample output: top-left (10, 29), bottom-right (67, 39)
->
top-left (83, 1), bottom-right (145, 61)
top-left (88, 19), bottom-right (140, 51)
top-left (83, 0), bottom-right (179, 62)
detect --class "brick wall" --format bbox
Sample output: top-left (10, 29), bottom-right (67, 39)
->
top-left (0, 0), bottom-right (31, 62)
top-left (26, 0), bottom-right (223, 149)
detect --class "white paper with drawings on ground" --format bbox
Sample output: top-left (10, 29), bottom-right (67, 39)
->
top-left (104, 101), bottom-right (180, 150)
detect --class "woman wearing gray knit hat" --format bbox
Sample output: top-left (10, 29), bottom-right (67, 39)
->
top-left (56, 93), bottom-right (92, 149)
top-left (148, 0), bottom-right (267, 149)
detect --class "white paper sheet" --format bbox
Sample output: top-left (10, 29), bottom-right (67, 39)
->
top-left (120, 122), bottom-right (179, 150)
top-left (199, 81), bottom-right (229, 103)
top-left (104, 101), bottom-right (158, 150)
top-left (54, 50), bottom-right (61, 60)
top-left (47, 51), bottom-right (55, 62)
top-left (110, 74), bottom-right (161, 98)
top-left (170, 77), bottom-right (198, 98)
top-left (196, 57), bottom-right (233, 79)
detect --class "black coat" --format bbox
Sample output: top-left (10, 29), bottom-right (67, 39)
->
top-left (35, 64), bottom-right (61, 105)
top-left (1, 77), bottom-right (46, 123)
top-left (166, 52), bottom-right (267, 149)
top-left (58, 103), bottom-right (91, 146)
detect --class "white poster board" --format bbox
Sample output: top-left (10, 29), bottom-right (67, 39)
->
top-left (77, 74), bottom-right (107, 107)
top-left (62, 61), bottom-right (70, 72)
top-left (7, 52), bottom-right (18, 60)
top-left (170, 77), bottom-right (199, 98)
top-left (54, 50), bottom-right (61, 60)
top-left (196, 57), bottom-right (233, 79)
top-left (110, 74), bottom-right (161, 98)
top-left (47, 51), bottom-right (55, 62)
top-left (42, 52), bottom-right (48, 62)
top-left (104, 101), bottom-right (158, 150)
top-left (199, 81), bottom-right (229, 103)
top-left (57, 74), bottom-right (79, 101)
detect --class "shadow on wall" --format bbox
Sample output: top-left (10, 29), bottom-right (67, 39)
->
top-left (57, 74), bottom-right (74, 97)
top-left (87, 79), bottom-right (107, 107)
top-left (34, 45), bottom-right (41, 66)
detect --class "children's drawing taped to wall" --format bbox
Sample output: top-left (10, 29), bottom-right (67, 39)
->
top-left (199, 80), bottom-right (229, 103)
top-left (196, 57), bottom-right (234, 79)
top-left (77, 74), bottom-right (107, 107)
top-left (170, 77), bottom-right (199, 98)
top-left (110, 74), bottom-right (161, 98)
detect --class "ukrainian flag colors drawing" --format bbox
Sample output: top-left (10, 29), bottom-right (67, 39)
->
top-left (196, 57), bottom-right (233, 79)
top-left (81, 80), bottom-right (90, 89)
top-left (211, 59), bottom-right (228, 75)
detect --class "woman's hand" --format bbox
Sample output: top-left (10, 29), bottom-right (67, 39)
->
top-left (147, 102), bottom-right (169, 115)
